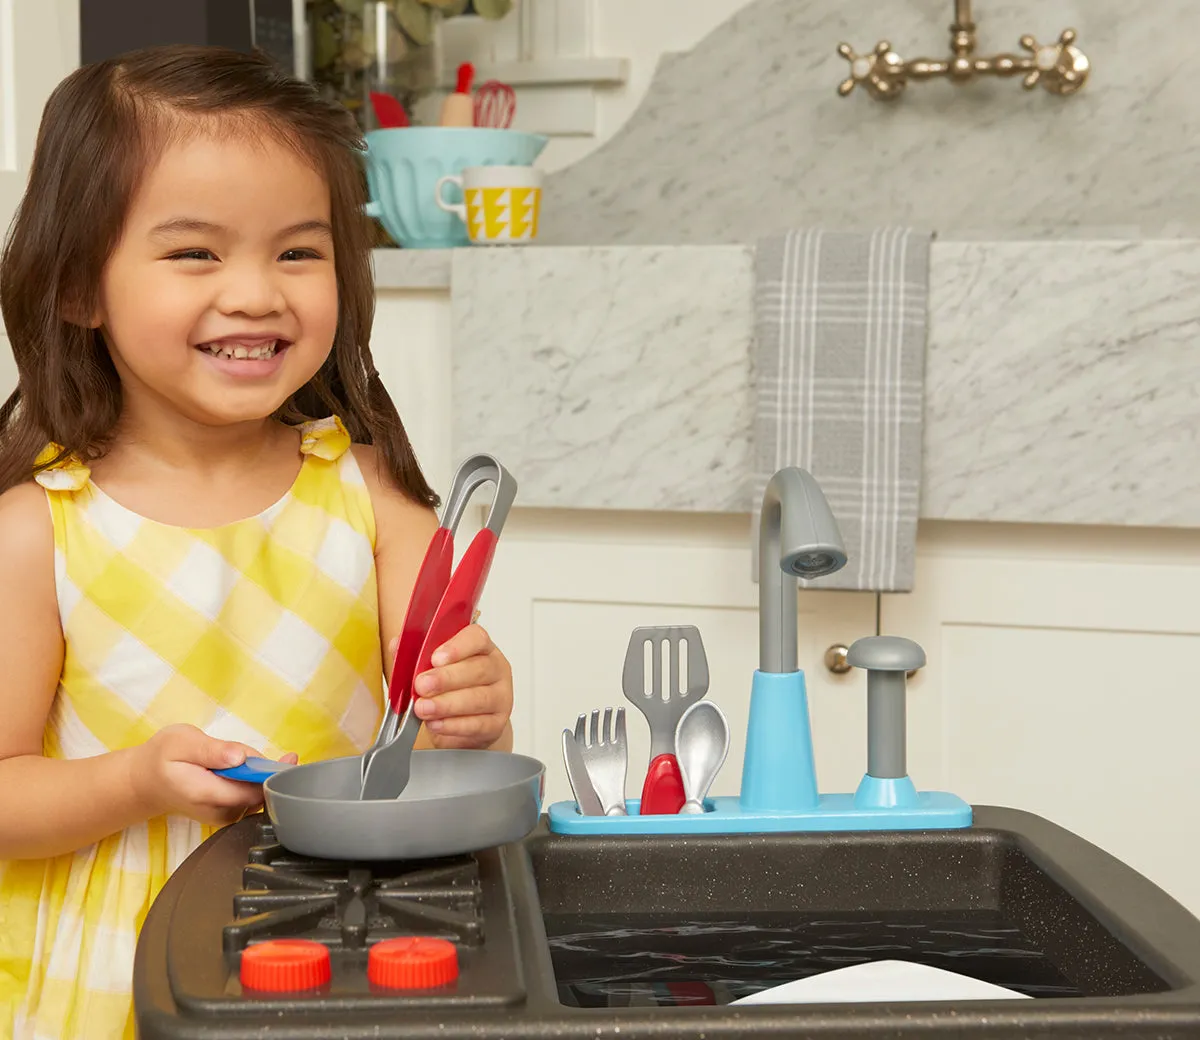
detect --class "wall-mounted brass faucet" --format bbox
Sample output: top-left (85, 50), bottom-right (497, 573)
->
top-left (837, 0), bottom-right (1089, 100)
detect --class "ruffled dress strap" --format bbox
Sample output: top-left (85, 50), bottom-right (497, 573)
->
top-left (297, 415), bottom-right (352, 462)
top-left (33, 444), bottom-right (91, 492)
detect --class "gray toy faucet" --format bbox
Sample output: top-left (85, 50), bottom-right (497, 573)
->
top-left (846, 636), bottom-right (926, 779)
top-left (758, 468), bottom-right (847, 674)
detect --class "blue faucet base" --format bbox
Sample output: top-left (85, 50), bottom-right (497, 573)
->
top-left (739, 670), bottom-right (820, 812)
top-left (547, 793), bottom-right (972, 835)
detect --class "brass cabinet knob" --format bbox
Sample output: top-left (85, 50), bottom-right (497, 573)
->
top-left (827, 643), bottom-right (920, 678)
top-left (824, 644), bottom-right (852, 674)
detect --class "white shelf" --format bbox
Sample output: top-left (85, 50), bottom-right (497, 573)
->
top-left (439, 56), bottom-right (629, 89)
top-left (434, 1), bottom-right (630, 135)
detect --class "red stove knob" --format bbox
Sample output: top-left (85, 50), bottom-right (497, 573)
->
top-left (368, 937), bottom-right (459, 989)
top-left (240, 939), bottom-right (331, 992)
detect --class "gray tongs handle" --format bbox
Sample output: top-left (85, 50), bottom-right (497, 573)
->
top-left (439, 453), bottom-right (517, 538)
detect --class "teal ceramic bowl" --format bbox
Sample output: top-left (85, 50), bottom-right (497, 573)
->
top-left (363, 127), bottom-right (549, 249)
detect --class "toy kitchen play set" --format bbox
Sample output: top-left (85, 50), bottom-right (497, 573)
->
top-left (134, 460), bottom-right (1200, 1039)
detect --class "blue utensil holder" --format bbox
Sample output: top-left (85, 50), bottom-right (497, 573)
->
top-left (363, 127), bottom-right (548, 249)
top-left (547, 669), bottom-right (972, 836)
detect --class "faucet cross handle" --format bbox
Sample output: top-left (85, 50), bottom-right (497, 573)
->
top-left (1019, 28), bottom-right (1089, 95)
top-left (837, 41), bottom-right (908, 100)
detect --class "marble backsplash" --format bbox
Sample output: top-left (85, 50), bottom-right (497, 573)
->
top-left (454, 246), bottom-right (754, 513)
top-left (451, 241), bottom-right (1200, 528)
top-left (539, 0), bottom-right (1200, 245)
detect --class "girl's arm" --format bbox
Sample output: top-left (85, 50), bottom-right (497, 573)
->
top-left (354, 447), bottom-right (514, 752)
top-left (0, 482), bottom-right (152, 858)
top-left (0, 483), bottom-right (269, 860)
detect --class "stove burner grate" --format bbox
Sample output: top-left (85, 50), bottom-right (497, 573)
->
top-left (222, 823), bottom-right (484, 956)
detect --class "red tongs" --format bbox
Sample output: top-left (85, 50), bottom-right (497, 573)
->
top-left (359, 455), bottom-right (517, 800)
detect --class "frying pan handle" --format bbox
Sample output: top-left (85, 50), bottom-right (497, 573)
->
top-left (212, 757), bottom-right (291, 783)
top-left (438, 454), bottom-right (517, 537)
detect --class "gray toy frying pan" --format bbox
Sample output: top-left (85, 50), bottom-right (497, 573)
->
top-left (262, 750), bottom-right (544, 860)
top-left (218, 750), bottom-right (544, 860)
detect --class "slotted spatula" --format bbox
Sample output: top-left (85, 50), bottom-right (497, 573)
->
top-left (621, 626), bottom-right (709, 814)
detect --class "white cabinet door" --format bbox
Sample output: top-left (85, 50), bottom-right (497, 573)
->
top-left (0, 0), bottom-right (79, 397)
top-left (881, 522), bottom-right (1200, 916)
top-left (478, 509), bottom-right (877, 806)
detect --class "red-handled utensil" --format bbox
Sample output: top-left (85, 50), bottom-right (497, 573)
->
top-left (474, 79), bottom-right (516, 128)
top-left (640, 754), bottom-right (686, 814)
top-left (621, 626), bottom-right (709, 815)
top-left (383, 528), bottom-right (453, 719)
top-left (369, 90), bottom-right (410, 128)
top-left (440, 62), bottom-right (476, 127)
top-left (360, 455), bottom-right (517, 800)
top-left (407, 527), bottom-right (498, 688)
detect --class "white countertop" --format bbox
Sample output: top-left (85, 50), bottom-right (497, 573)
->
top-left (372, 248), bottom-right (452, 290)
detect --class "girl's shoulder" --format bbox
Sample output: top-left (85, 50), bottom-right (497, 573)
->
top-left (0, 478), bottom-right (53, 536)
top-left (0, 481), bottom-right (65, 717)
top-left (0, 479), bottom-right (55, 585)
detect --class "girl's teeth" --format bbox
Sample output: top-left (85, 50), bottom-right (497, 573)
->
top-left (205, 341), bottom-right (278, 360)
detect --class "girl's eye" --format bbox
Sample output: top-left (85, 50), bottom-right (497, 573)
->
top-left (279, 248), bottom-right (322, 262)
top-left (169, 249), bottom-right (217, 262)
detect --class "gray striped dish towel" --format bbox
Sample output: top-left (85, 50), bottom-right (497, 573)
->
top-left (751, 228), bottom-right (931, 591)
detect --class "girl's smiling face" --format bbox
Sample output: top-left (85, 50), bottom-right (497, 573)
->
top-left (93, 123), bottom-right (340, 429)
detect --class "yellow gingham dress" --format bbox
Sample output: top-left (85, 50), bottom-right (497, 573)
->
top-left (0, 416), bottom-right (385, 1040)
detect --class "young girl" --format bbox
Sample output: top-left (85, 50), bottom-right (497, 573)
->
top-left (0, 45), bottom-right (514, 1039)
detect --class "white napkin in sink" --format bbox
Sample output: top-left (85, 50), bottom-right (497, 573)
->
top-left (731, 960), bottom-right (1030, 1005)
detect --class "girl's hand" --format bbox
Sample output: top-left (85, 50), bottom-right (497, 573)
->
top-left (131, 723), bottom-right (298, 826)
top-left (404, 624), bottom-right (514, 749)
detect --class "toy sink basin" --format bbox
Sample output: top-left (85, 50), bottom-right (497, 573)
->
top-left (515, 806), bottom-right (1200, 1036)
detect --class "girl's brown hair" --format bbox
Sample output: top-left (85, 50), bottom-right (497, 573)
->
top-left (0, 45), bottom-right (436, 505)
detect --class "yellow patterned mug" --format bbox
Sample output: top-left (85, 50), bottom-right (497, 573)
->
top-left (434, 165), bottom-right (543, 245)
